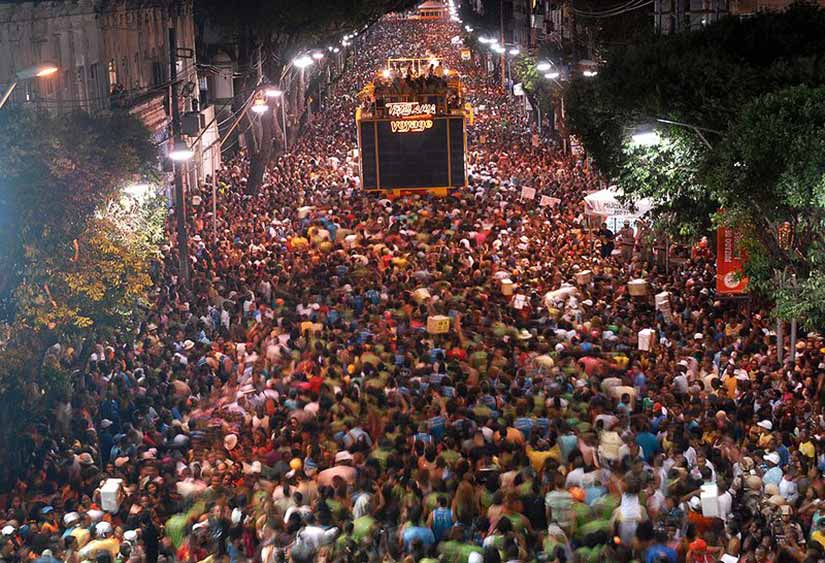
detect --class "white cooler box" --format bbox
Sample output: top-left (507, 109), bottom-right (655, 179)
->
top-left (100, 478), bottom-right (124, 512)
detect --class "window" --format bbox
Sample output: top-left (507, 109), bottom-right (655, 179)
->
top-left (152, 61), bottom-right (163, 86)
top-left (108, 59), bottom-right (117, 86)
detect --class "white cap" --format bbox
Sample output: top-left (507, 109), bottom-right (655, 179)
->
top-left (95, 521), bottom-right (113, 536)
top-left (757, 420), bottom-right (773, 431)
top-left (63, 512), bottom-right (81, 526)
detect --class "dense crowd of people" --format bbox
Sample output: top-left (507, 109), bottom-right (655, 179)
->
top-left (4, 13), bottom-right (825, 563)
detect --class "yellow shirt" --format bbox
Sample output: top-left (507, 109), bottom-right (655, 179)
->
top-left (800, 440), bottom-right (816, 459)
top-left (79, 538), bottom-right (119, 561)
top-left (724, 376), bottom-right (738, 399)
top-left (526, 446), bottom-right (558, 473)
top-left (70, 527), bottom-right (91, 548)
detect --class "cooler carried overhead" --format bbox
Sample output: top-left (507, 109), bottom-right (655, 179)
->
top-left (355, 57), bottom-right (469, 196)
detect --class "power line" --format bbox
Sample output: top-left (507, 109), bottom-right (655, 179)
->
top-left (573, 0), bottom-right (652, 16)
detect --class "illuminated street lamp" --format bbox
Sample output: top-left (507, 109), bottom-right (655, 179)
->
top-left (478, 36), bottom-right (492, 44)
top-left (508, 48), bottom-right (520, 56)
top-left (630, 128), bottom-right (661, 146)
top-left (544, 71), bottom-right (560, 80)
top-left (293, 55), bottom-right (314, 69)
top-left (536, 61), bottom-right (552, 72)
top-left (169, 139), bottom-right (194, 162)
top-left (311, 52), bottom-right (324, 61)
top-left (583, 70), bottom-right (598, 77)
top-left (123, 183), bottom-right (153, 199)
top-left (251, 98), bottom-right (269, 114)
top-left (265, 87), bottom-right (283, 98)
top-left (0, 62), bottom-right (59, 110)
top-left (465, 25), bottom-right (474, 32)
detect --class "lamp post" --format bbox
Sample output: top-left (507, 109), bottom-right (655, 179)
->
top-left (168, 26), bottom-right (191, 285)
top-left (293, 55), bottom-right (314, 119)
top-left (0, 62), bottom-right (59, 110)
top-left (506, 47), bottom-right (519, 85)
top-left (312, 52), bottom-right (324, 112)
top-left (629, 119), bottom-right (721, 149)
top-left (265, 88), bottom-right (288, 153)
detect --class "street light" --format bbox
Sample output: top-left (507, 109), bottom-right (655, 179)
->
top-left (311, 52), bottom-right (324, 61)
top-left (0, 62), bottom-right (59, 110)
top-left (630, 129), bottom-right (661, 146)
top-left (508, 48), bottom-right (520, 56)
top-left (293, 55), bottom-right (314, 69)
top-left (583, 70), bottom-right (598, 77)
top-left (478, 36), bottom-right (492, 44)
top-left (536, 61), bottom-right (552, 72)
top-left (544, 71), bottom-right (560, 80)
top-left (169, 139), bottom-right (194, 162)
top-left (123, 183), bottom-right (153, 199)
top-left (251, 98), bottom-right (269, 114)
top-left (465, 25), bottom-right (474, 32)
top-left (265, 87), bottom-right (283, 98)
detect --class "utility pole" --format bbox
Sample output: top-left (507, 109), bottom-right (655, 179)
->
top-left (499, 0), bottom-right (506, 88)
top-left (790, 273), bottom-right (798, 365)
top-left (169, 25), bottom-right (189, 285)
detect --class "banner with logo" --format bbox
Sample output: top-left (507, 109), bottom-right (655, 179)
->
top-left (716, 225), bottom-right (748, 295)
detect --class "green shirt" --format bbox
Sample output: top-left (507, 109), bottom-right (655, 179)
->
top-left (352, 515), bottom-right (376, 542)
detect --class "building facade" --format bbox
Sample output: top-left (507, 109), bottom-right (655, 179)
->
top-left (654, 0), bottom-right (729, 34)
top-left (653, 0), bottom-right (825, 33)
top-left (0, 0), bottom-right (218, 180)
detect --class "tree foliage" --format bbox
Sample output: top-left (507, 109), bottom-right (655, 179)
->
top-left (707, 86), bottom-right (825, 329)
top-left (566, 4), bottom-right (825, 181)
top-left (0, 111), bottom-right (155, 332)
top-left (564, 5), bottom-right (825, 328)
top-left (0, 108), bottom-right (158, 479)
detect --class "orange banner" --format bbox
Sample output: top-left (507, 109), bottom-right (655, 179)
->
top-left (716, 225), bottom-right (749, 294)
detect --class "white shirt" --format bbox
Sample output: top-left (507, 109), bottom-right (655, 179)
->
top-left (779, 477), bottom-right (799, 504)
top-left (717, 490), bottom-right (733, 521)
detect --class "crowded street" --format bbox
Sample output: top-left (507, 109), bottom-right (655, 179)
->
top-left (3, 10), bottom-right (825, 563)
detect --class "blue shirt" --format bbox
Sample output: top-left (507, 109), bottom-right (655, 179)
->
top-left (763, 466), bottom-right (783, 486)
top-left (429, 416), bottom-right (447, 441)
top-left (636, 432), bottom-right (660, 462)
top-left (431, 507), bottom-right (454, 541)
top-left (402, 525), bottom-right (435, 551)
top-left (514, 417), bottom-right (534, 441)
top-left (645, 544), bottom-right (677, 563)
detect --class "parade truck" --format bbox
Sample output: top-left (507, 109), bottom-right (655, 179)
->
top-left (355, 57), bottom-right (470, 197)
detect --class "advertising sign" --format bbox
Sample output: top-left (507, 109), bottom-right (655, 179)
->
top-left (716, 225), bottom-right (749, 295)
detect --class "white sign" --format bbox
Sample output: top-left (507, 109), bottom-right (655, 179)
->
top-left (539, 195), bottom-right (560, 207)
top-left (390, 119), bottom-right (433, 133)
top-left (513, 83), bottom-right (524, 96)
top-left (520, 186), bottom-right (536, 200)
top-left (386, 102), bottom-right (436, 117)
top-left (513, 294), bottom-right (527, 310)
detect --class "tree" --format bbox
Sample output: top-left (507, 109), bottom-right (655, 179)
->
top-left (0, 109), bottom-right (156, 325)
top-left (566, 4), bottom-right (825, 182)
top-left (706, 86), bottom-right (825, 329)
top-left (564, 5), bottom-right (825, 327)
top-left (0, 108), bottom-right (158, 484)
top-left (197, 0), bottom-right (416, 194)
